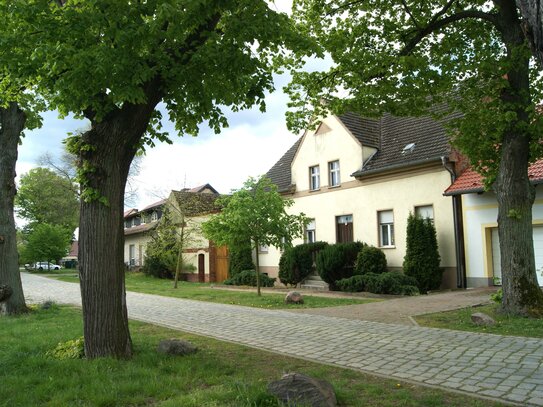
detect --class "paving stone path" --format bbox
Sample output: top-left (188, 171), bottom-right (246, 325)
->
top-left (21, 273), bottom-right (543, 406)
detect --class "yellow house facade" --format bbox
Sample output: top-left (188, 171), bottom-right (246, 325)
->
top-left (260, 112), bottom-right (463, 289)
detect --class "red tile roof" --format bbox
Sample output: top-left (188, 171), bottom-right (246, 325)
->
top-left (444, 160), bottom-right (543, 195)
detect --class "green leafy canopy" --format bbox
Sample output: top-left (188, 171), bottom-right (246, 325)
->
top-left (286, 0), bottom-right (543, 185)
top-left (202, 176), bottom-right (309, 250)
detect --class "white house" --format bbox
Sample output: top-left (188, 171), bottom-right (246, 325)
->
top-left (444, 163), bottom-right (543, 287)
top-left (262, 111), bottom-right (465, 289)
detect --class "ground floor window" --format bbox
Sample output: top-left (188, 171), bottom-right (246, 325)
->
top-left (378, 210), bottom-right (394, 247)
top-left (305, 219), bottom-right (316, 243)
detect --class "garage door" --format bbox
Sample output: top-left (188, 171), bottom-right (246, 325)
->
top-left (491, 227), bottom-right (543, 286)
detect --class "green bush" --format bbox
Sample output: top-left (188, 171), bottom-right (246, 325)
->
top-left (403, 213), bottom-right (443, 293)
top-left (228, 242), bottom-right (254, 277)
top-left (316, 241), bottom-right (366, 290)
top-left (337, 272), bottom-right (419, 295)
top-left (141, 254), bottom-right (174, 279)
top-left (45, 337), bottom-right (85, 359)
top-left (223, 270), bottom-right (276, 287)
top-left (490, 289), bottom-right (503, 304)
top-left (279, 241), bottom-right (328, 286)
top-left (355, 246), bottom-right (388, 275)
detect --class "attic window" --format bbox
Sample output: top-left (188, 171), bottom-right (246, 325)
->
top-left (402, 143), bottom-right (416, 154)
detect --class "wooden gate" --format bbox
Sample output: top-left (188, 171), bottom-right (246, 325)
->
top-left (209, 244), bottom-right (229, 283)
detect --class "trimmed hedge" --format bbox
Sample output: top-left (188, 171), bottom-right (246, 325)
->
top-left (403, 213), bottom-right (443, 293)
top-left (337, 272), bottom-right (419, 295)
top-left (278, 241), bottom-right (329, 286)
top-left (228, 242), bottom-right (254, 278)
top-left (316, 241), bottom-right (366, 290)
top-left (354, 246), bottom-right (388, 275)
top-left (223, 270), bottom-right (276, 287)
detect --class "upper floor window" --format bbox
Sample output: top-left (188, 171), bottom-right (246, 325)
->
top-left (415, 205), bottom-right (434, 223)
top-left (329, 160), bottom-right (340, 187)
top-left (305, 219), bottom-right (316, 243)
top-left (124, 219), bottom-right (132, 228)
top-left (151, 211), bottom-right (158, 222)
top-left (259, 244), bottom-right (269, 254)
top-left (309, 165), bottom-right (320, 191)
top-left (378, 210), bottom-right (395, 247)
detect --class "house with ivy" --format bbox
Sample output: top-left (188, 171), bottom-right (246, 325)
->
top-left (123, 184), bottom-right (228, 282)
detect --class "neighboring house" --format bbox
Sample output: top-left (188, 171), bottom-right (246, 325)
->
top-left (444, 162), bottom-right (543, 287)
top-left (61, 240), bottom-right (79, 269)
top-left (123, 184), bottom-right (228, 282)
top-left (263, 111), bottom-right (466, 289)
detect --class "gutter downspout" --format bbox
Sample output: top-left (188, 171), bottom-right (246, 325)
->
top-left (441, 156), bottom-right (467, 289)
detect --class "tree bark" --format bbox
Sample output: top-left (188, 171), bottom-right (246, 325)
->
top-left (0, 102), bottom-right (27, 316)
top-left (516, 0), bottom-right (543, 67)
top-left (254, 240), bottom-right (261, 296)
top-left (79, 94), bottom-right (160, 358)
top-left (494, 1), bottom-right (543, 316)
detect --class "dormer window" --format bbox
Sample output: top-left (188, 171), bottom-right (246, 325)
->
top-left (402, 143), bottom-right (416, 154)
top-left (151, 211), bottom-right (158, 221)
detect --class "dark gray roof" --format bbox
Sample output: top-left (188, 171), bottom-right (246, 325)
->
top-left (265, 137), bottom-right (302, 193)
top-left (266, 109), bottom-right (460, 188)
top-left (352, 111), bottom-right (458, 177)
top-left (337, 112), bottom-right (381, 149)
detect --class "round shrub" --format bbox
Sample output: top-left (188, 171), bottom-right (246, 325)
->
top-left (355, 246), bottom-right (388, 275)
top-left (141, 254), bottom-right (174, 279)
top-left (361, 273), bottom-right (382, 293)
top-left (316, 241), bottom-right (366, 290)
top-left (279, 241), bottom-right (329, 286)
top-left (223, 270), bottom-right (276, 287)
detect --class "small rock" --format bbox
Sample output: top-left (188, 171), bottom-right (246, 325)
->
top-left (471, 312), bottom-right (496, 326)
top-left (268, 372), bottom-right (337, 407)
top-left (0, 285), bottom-right (12, 302)
top-left (285, 291), bottom-right (304, 304)
top-left (157, 339), bottom-right (198, 356)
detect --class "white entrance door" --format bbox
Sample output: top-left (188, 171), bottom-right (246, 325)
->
top-left (491, 227), bottom-right (543, 286)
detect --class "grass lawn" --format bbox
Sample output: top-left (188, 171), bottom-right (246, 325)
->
top-left (53, 272), bottom-right (377, 309)
top-left (415, 303), bottom-right (543, 338)
top-left (0, 305), bottom-right (504, 407)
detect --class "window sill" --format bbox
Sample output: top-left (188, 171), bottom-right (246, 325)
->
top-left (328, 185), bottom-right (341, 189)
top-left (309, 188), bottom-right (321, 192)
top-left (379, 245), bottom-right (396, 249)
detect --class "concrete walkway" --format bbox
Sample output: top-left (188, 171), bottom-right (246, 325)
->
top-left (287, 288), bottom-right (496, 325)
top-left (21, 273), bottom-right (543, 406)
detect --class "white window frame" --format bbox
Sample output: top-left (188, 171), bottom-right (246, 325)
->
top-left (258, 244), bottom-right (269, 254)
top-left (378, 210), bottom-right (395, 248)
top-left (309, 165), bottom-right (320, 191)
top-left (415, 205), bottom-right (434, 223)
top-left (328, 160), bottom-right (340, 187)
top-left (305, 219), bottom-right (316, 243)
top-left (151, 211), bottom-right (158, 221)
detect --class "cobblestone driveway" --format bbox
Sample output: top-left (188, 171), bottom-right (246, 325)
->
top-left (22, 273), bottom-right (543, 406)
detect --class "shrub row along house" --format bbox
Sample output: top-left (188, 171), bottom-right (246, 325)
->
top-left (262, 109), bottom-right (543, 290)
top-left (123, 184), bottom-right (229, 283)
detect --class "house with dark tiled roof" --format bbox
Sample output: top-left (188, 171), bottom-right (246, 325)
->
top-left (123, 185), bottom-right (228, 282)
top-left (444, 161), bottom-right (543, 287)
top-left (260, 112), bottom-right (465, 289)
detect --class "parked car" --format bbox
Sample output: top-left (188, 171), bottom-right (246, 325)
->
top-left (32, 262), bottom-right (62, 271)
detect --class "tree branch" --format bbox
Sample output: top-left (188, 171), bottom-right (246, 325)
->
top-left (400, 9), bottom-right (502, 56)
top-left (400, 0), bottom-right (421, 29)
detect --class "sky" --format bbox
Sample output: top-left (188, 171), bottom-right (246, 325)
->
top-left (15, 1), bottom-right (322, 213)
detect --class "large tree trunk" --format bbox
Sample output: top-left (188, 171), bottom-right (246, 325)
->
top-left (0, 103), bottom-right (27, 315)
top-left (494, 1), bottom-right (543, 316)
top-left (516, 0), bottom-right (543, 67)
top-left (79, 96), bottom-right (159, 358)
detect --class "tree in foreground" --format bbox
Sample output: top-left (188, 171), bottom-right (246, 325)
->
top-left (0, 103), bottom-right (28, 315)
top-left (287, 0), bottom-right (543, 316)
top-left (202, 176), bottom-right (308, 296)
top-left (1, 1), bottom-right (309, 356)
